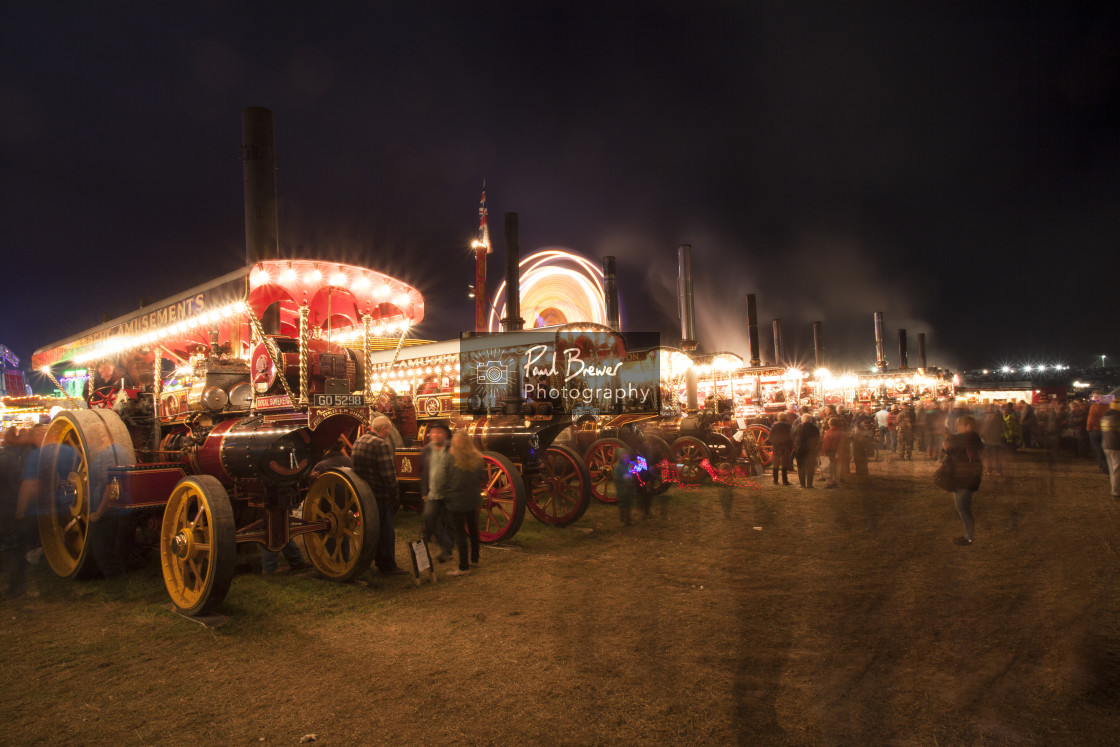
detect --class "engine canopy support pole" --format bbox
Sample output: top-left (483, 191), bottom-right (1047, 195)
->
top-left (299, 304), bottom-right (310, 405)
top-left (362, 314), bottom-right (373, 396)
top-left (151, 352), bottom-right (162, 452)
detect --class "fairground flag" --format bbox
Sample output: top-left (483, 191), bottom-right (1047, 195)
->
top-left (476, 178), bottom-right (491, 254)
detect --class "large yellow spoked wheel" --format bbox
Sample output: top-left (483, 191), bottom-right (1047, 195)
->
top-left (38, 409), bottom-right (135, 580)
top-left (301, 467), bottom-right (379, 581)
top-left (160, 475), bottom-right (235, 616)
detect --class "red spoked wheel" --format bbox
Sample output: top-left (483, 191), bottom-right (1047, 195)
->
top-left (746, 424), bottom-right (773, 468)
top-left (706, 432), bottom-right (741, 465)
top-left (584, 437), bottom-right (629, 504)
top-left (672, 435), bottom-right (711, 484)
top-left (478, 451), bottom-right (527, 543)
top-left (88, 386), bottom-right (120, 410)
top-left (528, 444), bottom-right (591, 525)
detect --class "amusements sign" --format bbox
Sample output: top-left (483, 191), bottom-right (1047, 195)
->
top-left (458, 327), bottom-right (661, 417)
top-left (32, 273), bottom-right (248, 369)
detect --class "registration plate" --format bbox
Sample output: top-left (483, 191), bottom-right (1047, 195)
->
top-left (313, 394), bottom-right (365, 407)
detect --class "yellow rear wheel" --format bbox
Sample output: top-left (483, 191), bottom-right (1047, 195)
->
top-left (160, 476), bottom-right (235, 616)
top-left (38, 410), bottom-right (135, 579)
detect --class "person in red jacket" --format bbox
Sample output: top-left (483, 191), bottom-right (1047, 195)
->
top-left (1087, 392), bottom-right (1110, 474)
top-left (822, 417), bottom-right (846, 489)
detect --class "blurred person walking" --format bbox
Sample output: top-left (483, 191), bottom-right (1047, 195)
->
top-left (443, 431), bottom-right (485, 576)
top-left (1, 428), bottom-right (27, 598)
top-left (8, 425), bottom-right (46, 597)
top-left (875, 405), bottom-right (890, 447)
top-left (419, 424), bottom-right (454, 561)
top-left (1101, 400), bottom-right (1120, 500)
top-left (613, 448), bottom-right (637, 525)
top-left (943, 414), bottom-right (984, 546)
top-left (979, 405), bottom-right (1006, 477)
top-left (896, 405), bottom-right (916, 461)
top-left (1087, 393), bottom-right (1110, 473)
top-left (822, 417), bottom-right (846, 488)
top-left (1001, 403), bottom-right (1023, 453)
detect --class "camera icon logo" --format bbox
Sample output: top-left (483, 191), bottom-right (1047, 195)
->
top-left (477, 360), bottom-right (507, 384)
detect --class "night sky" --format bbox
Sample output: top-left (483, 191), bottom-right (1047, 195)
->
top-left (2, 3), bottom-right (1117, 374)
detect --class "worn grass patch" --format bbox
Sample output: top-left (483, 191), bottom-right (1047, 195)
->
top-left (3, 451), bottom-right (1119, 745)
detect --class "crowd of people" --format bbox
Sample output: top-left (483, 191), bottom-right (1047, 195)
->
top-left (4, 389), bottom-right (1117, 597)
top-left (721, 392), bottom-right (1120, 547)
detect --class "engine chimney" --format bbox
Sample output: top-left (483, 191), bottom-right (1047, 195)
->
top-left (812, 321), bottom-right (824, 369)
top-left (873, 312), bottom-right (887, 370)
top-left (242, 107), bottom-right (280, 335)
top-left (677, 245), bottom-right (699, 412)
top-left (918, 333), bottom-right (927, 369)
top-left (677, 245), bottom-right (697, 353)
top-left (501, 213), bottom-right (524, 332)
top-left (745, 294), bottom-right (761, 367)
top-left (772, 319), bottom-right (784, 365)
top-left (603, 256), bottom-right (620, 331)
top-left (502, 213), bottom-right (524, 415)
top-left (898, 329), bottom-right (909, 369)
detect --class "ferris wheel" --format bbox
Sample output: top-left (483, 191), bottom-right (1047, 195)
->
top-left (487, 248), bottom-right (608, 333)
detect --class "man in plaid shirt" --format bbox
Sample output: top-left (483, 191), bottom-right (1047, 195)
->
top-left (353, 415), bottom-right (406, 574)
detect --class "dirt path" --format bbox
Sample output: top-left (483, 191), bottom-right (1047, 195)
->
top-left (3, 451), bottom-right (1119, 745)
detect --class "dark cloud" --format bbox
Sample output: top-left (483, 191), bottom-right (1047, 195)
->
top-left (1, 2), bottom-right (1117, 373)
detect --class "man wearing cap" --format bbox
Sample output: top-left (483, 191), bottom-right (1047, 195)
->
top-left (1100, 399), bottom-right (1120, 499)
top-left (419, 423), bottom-right (454, 561)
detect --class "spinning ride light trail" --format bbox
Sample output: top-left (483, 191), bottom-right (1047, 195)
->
top-left (488, 249), bottom-right (607, 333)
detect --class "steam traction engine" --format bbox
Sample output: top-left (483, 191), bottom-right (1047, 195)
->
top-left (365, 323), bottom-right (660, 542)
top-left (33, 260), bottom-right (424, 615)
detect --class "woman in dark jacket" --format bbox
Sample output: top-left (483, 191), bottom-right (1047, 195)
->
top-left (442, 431), bottom-right (486, 575)
top-left (942, 414), bottom-right (984, 546)
top-left (794, 414), bottom-right (821, 489)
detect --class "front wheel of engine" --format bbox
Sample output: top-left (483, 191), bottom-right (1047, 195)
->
top-left (159, 475), bottom-right (236, 616)
top-left (302, 467), bottom-right (379, 581)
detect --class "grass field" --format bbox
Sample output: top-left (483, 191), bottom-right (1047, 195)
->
top-left (3, 450), bottom-right (1119, 745)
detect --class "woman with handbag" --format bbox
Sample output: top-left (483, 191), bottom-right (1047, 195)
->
top-left (942, 415), bottom-right (985, 546)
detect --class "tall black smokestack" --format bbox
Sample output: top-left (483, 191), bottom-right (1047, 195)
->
top-left (501, 213), bottom-right (524, 332)
top-left (677, 245), bottom-right (697, 352)
top-left (677, 245), bottom-right (698, 412)
top-left (745, 294), bottom-right (761, 367)
top-left (603, 256), bottom-right (620, 331)
top-left (772, 319), bottom-right (784, 365)
top-left (873, 312), bottom-right (887, 370)
top-left (898, 329), bottom-right (909, 369)
top-left (918, 333), bottom-right (928, 369)
top-left (812, 321), bottom-right (824, 369)
top-left (242, 106), bottom-right (280, 334)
